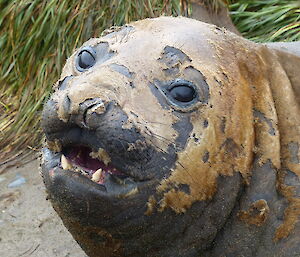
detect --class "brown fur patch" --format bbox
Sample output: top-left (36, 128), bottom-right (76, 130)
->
top-left (90, 148), bottom-right (111, 166)
top-left (155, 30), bottom-right (256, 213)
top-left (145, 195), bottom-right (157, 216)
top-left (238, 199), bottom-right (270, 226)
top-left (260, 48), bottom-right (300, 240)
top-left (275, 170), bottom-right (300, 241)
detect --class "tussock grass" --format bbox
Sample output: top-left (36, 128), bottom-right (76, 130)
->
top-left (230, 0), bottom-right (300, 42)
top-left (1, 0), bottom-right (299, 162)
top-left (198, 0), bottom-right (228, 11)
top-left (0, 0), bottom-right (186, 162)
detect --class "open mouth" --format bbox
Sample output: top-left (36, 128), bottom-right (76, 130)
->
top-left (60, 145), bottom-right (128, 185)
top-left (42, 142), bottom-right (145, 197)
top-left (42, 125), bottom-right (156, 197)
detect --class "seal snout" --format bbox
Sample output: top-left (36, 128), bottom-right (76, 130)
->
top-left (42, 86), bottom-right (159, 189)
top-left (58, 87), bottom-right (109, 128)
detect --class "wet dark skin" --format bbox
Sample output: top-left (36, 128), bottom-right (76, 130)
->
top-left (41, 17), bottom-right (300, 257)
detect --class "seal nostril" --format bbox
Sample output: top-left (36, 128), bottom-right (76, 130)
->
top-left (79, 98), bottom-right (106, 128)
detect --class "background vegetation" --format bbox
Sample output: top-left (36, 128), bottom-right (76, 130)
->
top-left (1, 0), bottom-right (299, 163)
top-left (230, 0), bottom-right (300, 42)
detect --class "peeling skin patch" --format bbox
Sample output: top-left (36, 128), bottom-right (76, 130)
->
top-left (253, 109), bottom-right (276, 136)
top-left (275, 170), bottom-right (300, 241)
top-left (157, 103), bottom-right (254, 213)
top-left (101, 25), bottom-right (135, 41)
top-left (275, 198), bottom-right (300, 241)
top-left (228, 42), bottom-right (281, 169)
top-left (148, 81), bottom-right (171, 110)
top-left (177, 183), bottom-right (191, 194)
top-left (220, 117), bottom-right (226, 133)
top-left (238, 199), bottom-right (270, 226)
top-left (202, 151), bottom-right (209, 163)
top-left (256, 47), bottom-right (300, 239)
top-left (126, 139), bottom-right (147, 152)
top-left (90, 148), bottom-right (111, 166)
top-left (159, 46), bottom-right (191, 66)
top-left (214, 40), bottom-right (299, 240)
top-left (221, 138), bottom-right (241, 158)
top-left (172, 115), bottom-right (193, 150)
top-left (192, 133), bottom-right (199, 143)
top-left (288, 142), bottom-right (300, 164)
top-left (145, 195), bottom-right (156, 216)
top-left (109, 63), bottom-right (135, 79)
top-left (56, 75), bottom-right (73, 91)
top-left (159, 46), bottom-right (191, 76)
top-left (154, 35), bottom-right (255, 213)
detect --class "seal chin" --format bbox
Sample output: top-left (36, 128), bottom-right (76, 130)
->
top-left (41, 145), bottom-right (158, 230)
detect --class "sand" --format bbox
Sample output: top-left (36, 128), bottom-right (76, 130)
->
top-left (0, 156), bottom-right (87, 257)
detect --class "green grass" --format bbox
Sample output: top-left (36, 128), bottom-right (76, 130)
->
top-left (0, 0), bottom-right (186, 162)
top-left (229, 0), bottom-right (300, 42)
top-left (0, 0), bottom-right (299, 162)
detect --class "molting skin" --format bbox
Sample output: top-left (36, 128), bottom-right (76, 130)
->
top-left (41, 17), bottom-right (300, 257)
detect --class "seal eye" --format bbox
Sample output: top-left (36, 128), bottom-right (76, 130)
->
top-left (169, 85), bottom-right (195, 102)
top-left (168, 81), bottom-right (196, 103)
top-left (77, 48), bottom-right (96, 71)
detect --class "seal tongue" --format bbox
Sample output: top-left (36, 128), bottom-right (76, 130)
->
top-left (63, 145), bottom-right (124, 183)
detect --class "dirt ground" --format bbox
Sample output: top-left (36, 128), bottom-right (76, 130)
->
top-left (0, 156), bottom-right (87, 257)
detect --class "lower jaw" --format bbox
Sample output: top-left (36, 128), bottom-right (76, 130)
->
top-left (41, 149), bottom-right (200, 257)
top-left (41, 147), bottom-right (158, 231)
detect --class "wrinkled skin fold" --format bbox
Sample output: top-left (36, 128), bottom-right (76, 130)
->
top-left (41, 17), bottom-right (300, 257)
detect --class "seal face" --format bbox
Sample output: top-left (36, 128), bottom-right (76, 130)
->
top-left (41, 17), bottom-right (300, 257)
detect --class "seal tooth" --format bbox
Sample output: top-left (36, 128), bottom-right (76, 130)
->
top-left (61, 155), bottom-right (72, 170)
top-left (92, 168), bottom-right (103, 182)
top-left (74, 167), bottom-right (82, 174)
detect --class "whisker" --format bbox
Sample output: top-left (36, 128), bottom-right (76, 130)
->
top-left (116, 137), bottom-right (129, 152)
top-left (136, 120), bottom-right (170, 127)
top-left (177, 152), bottom-right (204, 188)
top-left (143, 134), bottom-right (169, 155)
top-left (144, 129), bottom-right (175, 146)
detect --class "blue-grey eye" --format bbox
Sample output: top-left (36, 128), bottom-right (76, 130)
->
top-left (77, 49), bottom-right (96, 70)
top-left (168, 82), bottom-right (196, 103)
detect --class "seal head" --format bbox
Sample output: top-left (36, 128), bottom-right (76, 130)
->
top-left (41, 17), bottom-right (300, 257)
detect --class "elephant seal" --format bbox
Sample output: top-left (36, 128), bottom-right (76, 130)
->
top-left (41, 17), bottom-right (300, 257)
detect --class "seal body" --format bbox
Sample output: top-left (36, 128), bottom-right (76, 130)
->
top-left (41, 17), bottom-right (300, 257)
